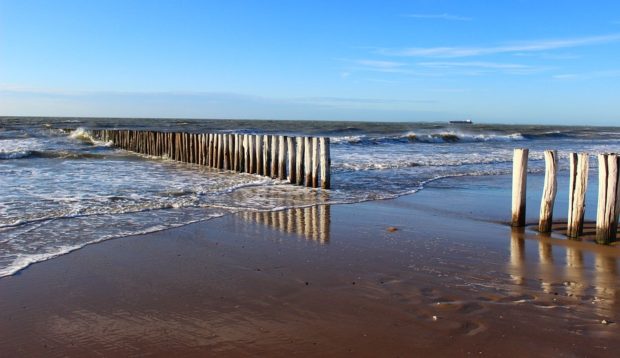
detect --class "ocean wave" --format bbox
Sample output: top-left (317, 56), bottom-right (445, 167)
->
top-left (69, 127), bottom-right (114, 147)
top-left (0, 149), bottom-right (110, 160)
top-left (331, 131), bottom-right (526, 144)
top-left (330, 135), bottom-right (366, 144)
top-left (0, 150), bottom-right (33, 159)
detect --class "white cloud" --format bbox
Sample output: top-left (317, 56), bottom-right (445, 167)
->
top-left (354, 59), bottom-right (405, 69)
top-left (417, 61), bottom-right (532, 69)
top-left (553, 70), bottom-right (620, 80)
top-left (403, 13), bottom-right (472, 21)
top-left (379, 33), bottom-right (620, 58)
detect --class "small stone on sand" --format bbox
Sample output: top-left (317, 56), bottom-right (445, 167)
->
top-left (387, 227), bottom-right (398, 232)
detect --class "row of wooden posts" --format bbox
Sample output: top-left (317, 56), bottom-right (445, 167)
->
top-left (511, 148), bottom-right (620, 244)
top-left (90, 129), bottom-right (331, 189)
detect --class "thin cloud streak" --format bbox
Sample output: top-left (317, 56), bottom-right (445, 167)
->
top-left (379, 33), bottom-right (620, 57)
top-left (417, 61), bottom-right (532, 69)
top-left (354, 59), bottom-right (406, 69)
top-left (403, 13), bottom-right (472, 21)
top-left (553, 70), bottom-right (620, 80)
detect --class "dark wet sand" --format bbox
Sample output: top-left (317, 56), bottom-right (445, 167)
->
top-left (1, 176), bottom-right (619, 357)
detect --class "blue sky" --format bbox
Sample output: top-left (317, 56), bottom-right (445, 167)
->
top-left (1, 0), bottom-right (619, 124)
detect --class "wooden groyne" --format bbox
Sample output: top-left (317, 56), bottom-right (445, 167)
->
top-left (89, 129), bottom-right (331, 189)
top-left (511, 149), bottom-right (620, 244)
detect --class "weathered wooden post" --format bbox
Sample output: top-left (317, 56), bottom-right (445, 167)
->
top-left (311, 137), bottom-right (319, 188)
top-left (596, 154), bottom-right (620, 244)
top-left (278, 135), bottom-right (286, 180)
top-left (233, 134), bottom-right (240, 171)
top-left (539, 150), bottom-right (558, 233)
top-left (255, 134), bottom-right (263, 175)
top-left (223, 134), bottom-right (230, 170)
top-left (271, 135), bottom-right (279, 178)
top-left (243, 134), bottom-right (249, 172)
top-left (320, 137), bottom-right (330, 189)
top-left (248, 135), bottom-right (255, 173)
top-left (304, 137), bottom-right (312, 187)
top-left (296, 137), bottom-right (305, 186)
top-left (567, 153), bottom-right (589, 237)
top-left (259, 134), bottom-right (271, 176)
top-left (511, 148), bottom-right (529, 227)
top-left (288, 137), bottom-right (296, 184)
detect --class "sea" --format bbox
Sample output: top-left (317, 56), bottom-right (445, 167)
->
top-left (1, 116), bottom-right (620, 277)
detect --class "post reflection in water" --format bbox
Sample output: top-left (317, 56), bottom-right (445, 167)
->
top-left (239, 204), bottom-right (331, 244)
top-left (538, 241), bottom-right (554, 294)
top-left (565, 247), bottom-right (585, 299)
top-left (594, 254), bottom-right (618, 314)
top-left (508, 228), bottom-right (620, 312)
top-left (509, 228), bottom-right (526, 286)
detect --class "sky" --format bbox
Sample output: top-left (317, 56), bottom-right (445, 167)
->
top-left (1, 0), bottom-right (619, 124)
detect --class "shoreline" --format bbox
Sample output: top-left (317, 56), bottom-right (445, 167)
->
top-left (1, 174), bottom-right (619, 356)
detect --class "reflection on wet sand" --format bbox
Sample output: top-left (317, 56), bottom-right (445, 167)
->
top-left (509, 228), bottom-right (620, 312)
top-left (565, 247), bottom-right (585, 299)
top-left (239, 205), bottom-right (331, 244)
top-left (538, 241), bottom-right (554, 294)
top-left (508, 228), bottom-right (526, 286)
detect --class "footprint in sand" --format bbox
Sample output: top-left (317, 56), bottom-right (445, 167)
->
top-left (460, 320), bottom-right (488, 336)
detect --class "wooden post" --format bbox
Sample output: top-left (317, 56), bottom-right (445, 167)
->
top-left (190, 133), bottom-right (195, 163)
top-left (311, 137), bottom-right (319, 188)
top-left (304, 137), bottom-right (312, 187)
top-left (243, 134), bottom-right (249, 172)
top-left (234, 134), bottom-right (240, 171)
top-left (288, 137), bottom-right (296, 184)
top-left (248, 135), bottom-right (255, 173)
top-left (567, 153), bottom-right (589, 237)
top-left (278, 135), bottom-right (286, 180)
top-left (223, 134), bottom-right (230, 170)
top-left (296, 137), bottom-right (305, 185)
top-left (596, 154), bottom-right (620, 244)
top-left (538, 150), bottom-right (558, 233)
top-left (207, 133), bottom-right (213, 167)
top-left (511, 148), bottom-right (529, 227)
top-left (255, 134), bottom-right (263, 175)
top-left (271, 135), bottom-right (278, 178)
top-left (202, 133), bottom-right (207, 165)
top-left (320, 137), bottom-right (330, 189)
top-left (218, 134), bottom-right (225, 169)
top-left (263, 135), bottom-right (271, 177)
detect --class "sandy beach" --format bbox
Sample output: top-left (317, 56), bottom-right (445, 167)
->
top-left (1, 174), bottom-right (619, 357)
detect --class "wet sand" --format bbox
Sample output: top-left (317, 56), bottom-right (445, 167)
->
top-left (1, 175), bottom-right (619, 357)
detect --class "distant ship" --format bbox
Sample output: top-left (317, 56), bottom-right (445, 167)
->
top-left (449, 119), bottom-right (473, 124)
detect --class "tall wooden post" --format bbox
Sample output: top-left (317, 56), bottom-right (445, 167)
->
top-left (248, 135), bottom-right (255, 173)
top-left (263, 135), bottom-right (271, 177)
top-left (271, 135), bottom-right (279, 178)
top-left (567, 153), bottom-right (589, 237)
top-left (288, 137), bottom-right (296, 184)
top-left (538, 150), bottom-right (558, 233)
top-left (511, 148), bottom-right (529, 227)
top-left (311, 137), bottom-right (319, 188)
top-left (296, 137), bottom-right (305, 186)
top-left (255, 134), bottom-right (263, 175)
top-left (320, 137), bottom-right (330, 189)
top-left (304, 137), bottom-right (312, 187)
top-left (596, 154), bottom-right (620, 244)
top-left (278, 135), bottom-right (286, 180)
